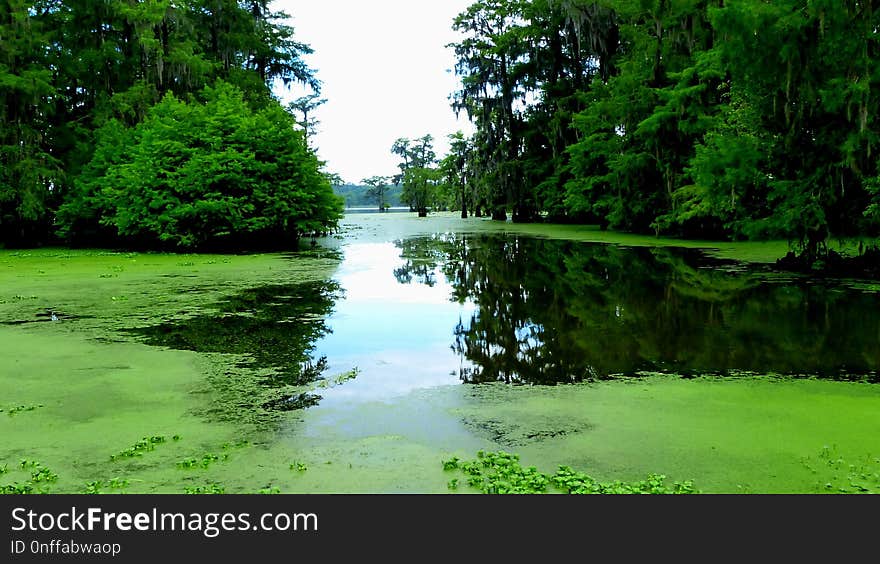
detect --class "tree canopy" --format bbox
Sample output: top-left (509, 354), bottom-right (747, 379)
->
top-left (446, 0), bottom-right (880, 263)
top-left (393, 135), bottom-right (442, 217)
top-left (1, 0), bottom-right (338, 249)
top-left (57, 82), bottom-right (341, 250)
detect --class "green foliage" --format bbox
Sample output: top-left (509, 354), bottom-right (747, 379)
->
top-left (443, 451), bottom-right (697, 495)
top-left (111, 436), bottom-right (168, 461)
top-left (81, 478), bottom-right (128, 495)
top-left (0, 483), bottom-right (35, 495)
top-left (20, 459), bottom-right (59, 484)
top-left (184, 482), bottom-right (226, 495)
top-left (1, 0), bottom-right (318, 247)
top-left (446, 0), bottom-right (880, 263)
top-left (362, 176), bottom-right (393, 211)
top-left (176, 453), bottom-right (226, 470)
top-left (1, 460), bottom-right (59, 494)
top-left (392, 135), bottom-right (442, 217)
top-left (333, 184), bottom-right (403, 208)
top-left (401, 167), bottom-right (444, 217)
top-left (58, 82), bottom-right (342, 250)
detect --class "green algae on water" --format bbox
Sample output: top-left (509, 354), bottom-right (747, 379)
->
top-left (3, 215), bottom-right (880, 494)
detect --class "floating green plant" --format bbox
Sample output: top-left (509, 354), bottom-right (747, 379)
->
top-left (1, 483), bottom-right (35, 494)
top-left (3, 404), bottom-right (44, 416)
top-left (110, 436), bottom-right (168, 461)
top-left (109, 477), bottom-right (130, 489)
top-left (442, 457), bottom-right (460, 471)
top-left (184, 482), bottom-right (226, 495)
top-left (176, 453), bottom-right (226, 470)
top-left (442, 451), bottom-right (697, 495)
top-left (20, 459), bottom-right (59, 484)
top-left (82, 481), bottom-right (103, 494)
top-left (221, 440), bottom-right (249, 450)
top-left (1, 460), bottom-right (59, 494)
top-left (83, 477), bottom-right (131, 494)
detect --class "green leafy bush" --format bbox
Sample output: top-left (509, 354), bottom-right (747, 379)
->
top-left (58, 82), bottom-right (342, 250)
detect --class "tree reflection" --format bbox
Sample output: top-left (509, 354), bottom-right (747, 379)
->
top-left (126, 281), bottom-right (341, 422)
top-left (395, 234), bottom-right (880, 384)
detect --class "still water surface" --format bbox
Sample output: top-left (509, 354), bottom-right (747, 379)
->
top-left (133, 231), bottom-right (880, 412)
top-left (313, 232), bottom-right (880, 406)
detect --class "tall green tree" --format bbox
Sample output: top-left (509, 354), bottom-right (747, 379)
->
top-left (1, 0), bottom-right (320, 247)
top-left (0, 0), bottom-right (58, 244)
top-left (440, 131), bottom-right (472, 218)
top-left (287, 93), bottom-right (326, 147)
top-left (451, 0), bottom-right (529, 221)
top-left (362, 176), bottom-right (391, 211)
top-left (393, 135), bottom-right (440, 217)
top-left (58, 82), bottom-right (342, 250)
top-left (706, 0), bottom-right (880, 260)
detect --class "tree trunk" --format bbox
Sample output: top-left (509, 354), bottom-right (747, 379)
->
top-left (512, 205), bottom-right (533, 223)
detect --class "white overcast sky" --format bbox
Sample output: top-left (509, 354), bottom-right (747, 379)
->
top-left (273, 0), bottom-right (475, 184)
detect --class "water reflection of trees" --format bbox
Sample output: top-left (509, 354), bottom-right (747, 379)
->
top-left (395, 234), bottom-right (880, 384)
top-left (126, 281), bottom-right (341, 422)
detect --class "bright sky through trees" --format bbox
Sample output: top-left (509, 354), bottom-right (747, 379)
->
top-left (275, 0), bottom-right (475, 184)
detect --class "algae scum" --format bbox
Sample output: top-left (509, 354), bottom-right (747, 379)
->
top-left (2, 214), bottom-right (880, 494)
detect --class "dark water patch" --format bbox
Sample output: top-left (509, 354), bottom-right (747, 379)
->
top-left (263, 392), bottom-right (323, 412)
top-left (393, 233), bottom-right (880, 385)
top-left (126, 281), bottom-right (340, 383)
top-left (463, 417), bottom-right (587, 448)
top-left (280, 246), bottom-right (343, 261)
top-left (1, 309), bottom-right (88, 325)
top-left (124, 281), bottom-right (342, 421)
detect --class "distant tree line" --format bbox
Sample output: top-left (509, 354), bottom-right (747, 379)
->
top-left (443, 0), bottom-right (880, 263)
top-left (385, 133), bottom-right (471, 218)
top-left (1, 0), bottom-right (341, 250)
top-left (334, 184), bottom-right (404, 209)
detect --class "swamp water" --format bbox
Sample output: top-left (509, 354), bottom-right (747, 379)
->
top-left (1, 213), bottom-right (879, 493)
